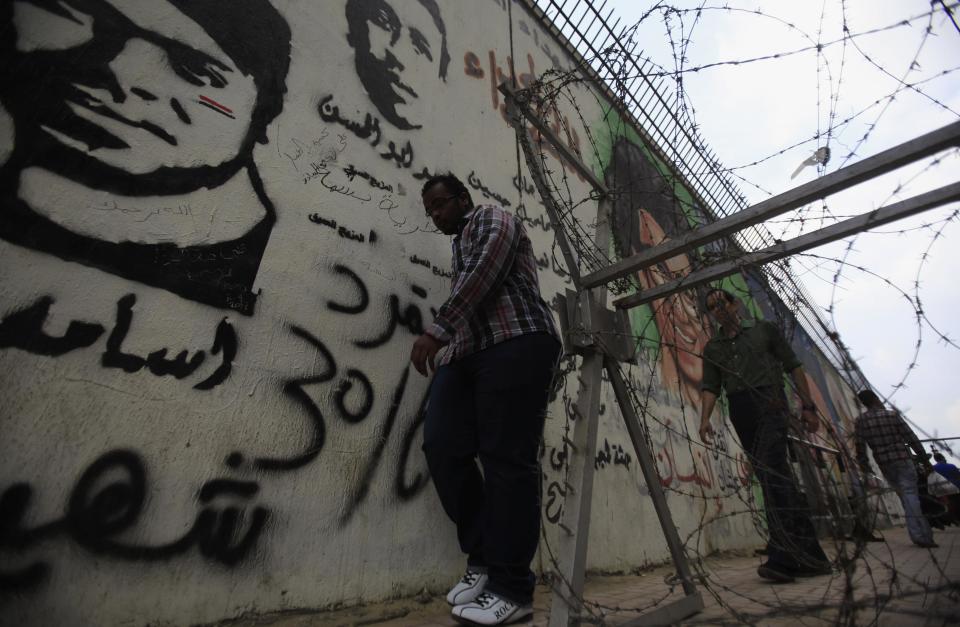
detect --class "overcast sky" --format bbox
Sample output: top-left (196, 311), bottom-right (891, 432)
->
top-left (597, 0), bottom-right (960, 457)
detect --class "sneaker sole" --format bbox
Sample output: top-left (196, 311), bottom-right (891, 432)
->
top-left (447, 590), bottom-right (484, 607)
top-left (452, 609), bottom-right (534, 626)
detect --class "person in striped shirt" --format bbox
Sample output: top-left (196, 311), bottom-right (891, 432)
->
top-left (410, 173), bottom-right (561, 625)
top-left (854, 389), bottom-right (936, 548)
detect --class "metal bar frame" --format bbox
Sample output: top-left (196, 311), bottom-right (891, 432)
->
top-left (612, 181), bottom-right (960, 310)
top-left (516, 0), bottom-right (872, 406)
top-left (501, 61), bottom-right (959, 624)
top-left (501, 82), bottom-right (703, 627)
top-left (585, 120), bottom-right (960, 290)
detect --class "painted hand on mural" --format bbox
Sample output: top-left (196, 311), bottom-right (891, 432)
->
top-left (0, 0), bottom-right (291, 314)
top-left (345, 0), bottom-right (450, 131)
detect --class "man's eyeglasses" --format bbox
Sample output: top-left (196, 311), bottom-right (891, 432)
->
top-left (425, 195), bottom-right (458, 215)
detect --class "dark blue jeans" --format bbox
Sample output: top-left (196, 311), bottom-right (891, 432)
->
top-left (728, 386), bottom-right (829, 571)
top-left (423, 332), bottom-right (561, 605)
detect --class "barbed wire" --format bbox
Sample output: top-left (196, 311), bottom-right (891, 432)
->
top-left (513, 0), bottom-right (960, 623)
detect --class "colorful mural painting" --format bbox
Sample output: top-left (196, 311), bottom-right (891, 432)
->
top-left (594, 110), bottom-right (882, 541)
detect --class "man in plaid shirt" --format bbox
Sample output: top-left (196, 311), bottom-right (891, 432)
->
top-left (854, 389), bottom-right (936, 548)
top-left (410, 173), bottom-right (560, 625)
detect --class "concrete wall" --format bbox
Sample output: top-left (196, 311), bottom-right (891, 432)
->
top-left (0, 1), bottom-right (829, 625)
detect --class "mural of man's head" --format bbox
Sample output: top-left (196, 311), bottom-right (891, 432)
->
top-left (0, 0), bottom-right (291, 314)
top-left (606, 137), bottom-right (712, 408)
top-left (1, 0), bottom-right (290, 193)
top-left (345, 0), bottom-right (450, 131)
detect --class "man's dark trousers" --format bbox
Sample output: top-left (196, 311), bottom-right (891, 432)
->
top-left (727, 385), bottom-right (829, 571)
top-left (423, 332), bottom-right (561, 605)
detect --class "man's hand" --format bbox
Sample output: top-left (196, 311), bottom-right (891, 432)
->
top-left (699, 390), bottom-right (718, 446)
top-left (699, 419), bottom-right (715, 444)
top-left (801, 407), bottom-right (819, 433)
top-left (410, 333), bottom-right (444, 376)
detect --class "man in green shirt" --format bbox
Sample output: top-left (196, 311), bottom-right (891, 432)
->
top-left (699, 289), bottom-right (830, 583)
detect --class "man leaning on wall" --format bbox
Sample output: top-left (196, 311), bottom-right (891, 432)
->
top-left (410, 173), bottom-right (561, 626)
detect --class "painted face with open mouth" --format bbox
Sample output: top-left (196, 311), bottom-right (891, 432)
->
top-left (636, 209), bottom-right (712, 391)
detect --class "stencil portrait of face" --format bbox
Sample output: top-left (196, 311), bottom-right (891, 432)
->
top-left (36, 12), bottom-right (254, 174)
top-left (345, 0), bottom-right (450, 131)
top-left (0, 0), bottom-right (291, 314)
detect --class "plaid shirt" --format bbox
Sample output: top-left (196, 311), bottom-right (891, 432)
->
top-left (854, 408), bottom-right (924, 470)
top-left (427, 204), bottom-right (558, 365)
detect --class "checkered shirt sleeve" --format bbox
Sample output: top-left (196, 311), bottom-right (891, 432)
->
top-left (427, 204), bottom-right (558, 364)
top-left (855, 409), bottom-right (921, 469)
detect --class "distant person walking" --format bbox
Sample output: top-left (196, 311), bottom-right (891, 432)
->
top-left (698, 288), bottom-right (831, 583)
top-left (854, 390), bottom-right (937, 548)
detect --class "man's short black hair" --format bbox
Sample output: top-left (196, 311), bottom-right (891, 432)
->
top-left (934, 452), bottom-right (947, 463)
top-left (421, 173), bottom-right (472, 203)
top-left (857, 389), bottom-right (881, 407)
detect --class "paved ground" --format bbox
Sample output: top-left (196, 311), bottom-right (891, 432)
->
top-left (220, 526), bottom-right (959, 626)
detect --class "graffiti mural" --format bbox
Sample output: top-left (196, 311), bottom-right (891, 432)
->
top-left (0, 0), bottom-right (291, 314)
top-left (605, 137), bottom-right (714, 410)
top-left (0, 1), bottom-right (868, 625)
top-left (0, 450), bottom-right (267, 590)
top-left (345, 0), bottom-right (450, 131)
top-left (0, 292), bottom-right (236, 388)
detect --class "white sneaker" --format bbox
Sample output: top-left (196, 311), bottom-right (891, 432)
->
top-left (453, 591), bottom-right (533, 625)
top-left (446, 568), bottom-right (489, 606)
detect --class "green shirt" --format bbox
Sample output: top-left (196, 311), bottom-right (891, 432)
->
top-left (701, 319), bottom-right (802, 396)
